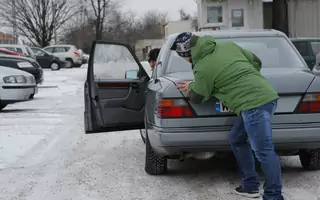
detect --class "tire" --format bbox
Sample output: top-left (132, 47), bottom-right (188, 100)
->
top-left (50, 62), bottom-right (60, 71)
top-left (0, 103), bottom-right (7, 111)
top-left (299, 149), bottom-right (320, 170)
top-left (145, 135), bottom-right (167, 175)
top-left (65, 59), bottom-right (74, 68)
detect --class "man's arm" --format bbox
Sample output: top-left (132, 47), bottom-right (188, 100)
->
top-left (239, 46), bottom-right (262, 71)
top-left (187, 71), bottom-right (213, 104)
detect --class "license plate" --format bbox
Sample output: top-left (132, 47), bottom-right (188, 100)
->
top-left (215, 100), bottom-right (230, 113)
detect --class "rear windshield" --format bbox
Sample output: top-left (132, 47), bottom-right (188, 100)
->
top-left (166, 36), bottom-right (307, 74)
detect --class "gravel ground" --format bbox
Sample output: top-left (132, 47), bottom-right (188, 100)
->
top-left (0, 67), bottom-right (320, 200)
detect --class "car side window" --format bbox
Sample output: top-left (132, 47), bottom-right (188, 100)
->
top-left (311, 41), bottom-right (320, 56)
top-left (54, 47), bottom-right (67, 53)
top-left (93, 43), bottom-right (140, 80)
top-left (16, 48), bottom-right (23, 54)
top-left (44, 47), bottom-right (53, 53)
top-left (293, 41), bottom-right (309, 57)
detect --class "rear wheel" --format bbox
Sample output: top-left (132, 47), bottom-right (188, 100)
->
top-left (299, 149), bottom-right (320, 170)
top-left (145, 135), bottom-right (167, 175)
top-left (65, 59), bottom-right (73, 68)
top-left (50, 62), bottom-right (60, 71)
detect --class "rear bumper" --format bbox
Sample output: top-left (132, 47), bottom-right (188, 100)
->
top-left (148, 124), bottom-right (320, 156)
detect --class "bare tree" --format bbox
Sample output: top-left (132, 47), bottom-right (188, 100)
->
top-left (88, 0), bottom-right (117, 40)
top-left (140, 11), bottom-right (168, 39)
top-left (0, 0), bottom-right (74, 47)
top-left (179, 8), bottom-right (191, 20)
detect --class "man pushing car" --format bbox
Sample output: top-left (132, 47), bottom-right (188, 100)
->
top-left (171, 32), bottom-right (284, 200)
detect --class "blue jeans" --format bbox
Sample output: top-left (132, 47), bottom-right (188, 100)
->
top-left (229, 100), bottom-right (283, 200)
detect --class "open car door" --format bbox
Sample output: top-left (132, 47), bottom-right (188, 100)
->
top-left (84, 41), bottom-right (150, 134)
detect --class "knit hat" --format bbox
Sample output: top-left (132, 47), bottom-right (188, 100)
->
top-left (170, 32), bottom-right (193, 57)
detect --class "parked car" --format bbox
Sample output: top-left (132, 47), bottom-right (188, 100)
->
top-left (0, 65), bottom-right (37, 110)
top-left (0, 55), bottom-right (43, 84)
top-left (0, 44), bottom-right (36, 60)
top-left (291, 38), bottom-right (320, 70)
top-left (0, 48), bottom-right (23, 56)
top-left (31, 47), bottom-right (65, 71)
top-left (43, 44), bottom-right (82, 68)
top-left (82, 53), bottom-right (89, 64)
top-left (84, 30), bottom-right (320, 175)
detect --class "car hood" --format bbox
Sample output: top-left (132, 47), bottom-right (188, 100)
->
top-left (0, 65), bottom-right (33, 77)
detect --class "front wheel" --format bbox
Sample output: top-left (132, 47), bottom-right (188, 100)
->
top-left (50, 62), bottom-right (60, 71)
top-left (299, 149), bottom-right (320, 170)
top-left (0, 103), bottom-right (7, 111)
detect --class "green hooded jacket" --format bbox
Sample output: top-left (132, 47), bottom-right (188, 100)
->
top-left (187, 35), bottom-right (279, 115)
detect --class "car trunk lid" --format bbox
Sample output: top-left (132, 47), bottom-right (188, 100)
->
top-left (164, 68), bottom-right (315, 117)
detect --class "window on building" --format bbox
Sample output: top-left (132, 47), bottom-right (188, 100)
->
top-left (231, 9), bottom-right (244, 27)
top-left (206, 6), bottom-right (223, 24)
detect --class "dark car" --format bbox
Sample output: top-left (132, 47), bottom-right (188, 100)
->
top-left (31, 47), bottom-right (65, 71)
top-left (291, 38), bottom-right (320, 70)
top-left (0, 55), bottom-right (43, 84)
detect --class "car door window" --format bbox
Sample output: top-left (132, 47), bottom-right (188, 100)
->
top-left (293, 41), bottom-right (309, 57)
top-left (53, 47), bottom-right (67, 53)
top-left (93, 44), bottom-right (140, 80)
top-left (311, 41), bottom-right (320, 55)
top-left (44, 47), bottom-right (54, 53)
top-left (3, 47), bottom-right (15, 52)
top-left (16, 48), bottom-right (23, 54)
top-left (36, 50), bottom-right (46, 56)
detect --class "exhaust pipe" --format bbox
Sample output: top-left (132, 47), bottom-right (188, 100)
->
top-left (183, 152), bottom-right (215, 160)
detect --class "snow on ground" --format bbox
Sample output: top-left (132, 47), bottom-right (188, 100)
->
top-left (0, 66), bottom-right (319, 200)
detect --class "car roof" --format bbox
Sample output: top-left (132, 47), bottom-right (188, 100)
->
top-left (167, 29), bottom-right (287, 42)
top-left (0, 54), bottom-right (35, 62)
top-left (44, 44), bottom-right (74, 48)
top-left (290, 37), bottom-right (320, 41)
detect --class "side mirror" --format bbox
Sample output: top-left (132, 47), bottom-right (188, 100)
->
top-left (125, 70), bottom-right (139, 79)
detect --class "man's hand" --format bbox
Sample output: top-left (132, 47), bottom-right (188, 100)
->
top-left (176, 81), bottom-right (192, 95)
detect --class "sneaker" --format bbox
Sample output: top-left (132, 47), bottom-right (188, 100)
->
top-left (234, 185), bottom-right (260, 198)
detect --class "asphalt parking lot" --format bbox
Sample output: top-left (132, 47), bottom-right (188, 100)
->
top-left (0, 67), bottom-right (320, 200)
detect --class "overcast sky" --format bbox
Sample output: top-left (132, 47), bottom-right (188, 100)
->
top-left (121, 0), bottom-right (197, 20)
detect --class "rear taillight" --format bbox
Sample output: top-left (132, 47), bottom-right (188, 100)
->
top-left (73, 51), bottom-right (79, 56)
top-left (157, 98), bottom-right (195, 118)
top-left (297, 94), bottom-right (320, 113)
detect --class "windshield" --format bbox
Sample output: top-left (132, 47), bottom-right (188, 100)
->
top-left (166, 36), bottom-right (307, 74)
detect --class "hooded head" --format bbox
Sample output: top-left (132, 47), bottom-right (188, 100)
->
top-left (170, 32), bottom-right (200, 63)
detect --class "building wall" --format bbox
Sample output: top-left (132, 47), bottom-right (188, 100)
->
top-left (288, 0), bottom-right (320, 37)
top-left (197, 0), bottom-right (263, 30)
top-left (0, 32), bottom-right (16, 44)
top-left (134, 39), bottom-right (164, 61)
top-left (164, 20), bottom-right (196, 37)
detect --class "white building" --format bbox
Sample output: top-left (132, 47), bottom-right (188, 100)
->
top-left (196, 0), bottom-right (320, 37)
top-left (196, 0), bottom-right (265, 30)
